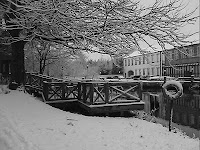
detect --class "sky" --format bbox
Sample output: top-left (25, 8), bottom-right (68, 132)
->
top-left (87, 0), bottom-right (199, 60)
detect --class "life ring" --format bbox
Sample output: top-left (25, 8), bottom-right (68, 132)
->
top-left (162, 80), bottom-right (183, 100)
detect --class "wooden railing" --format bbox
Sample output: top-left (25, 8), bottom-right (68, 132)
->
top-left (42, 81), bottom-right (79, 102)
top-left (25, 72), bottom-right (65, 91)
top-left (78, 81), bottom-right (142, 105)
top-left (25, 73), bottom-right (143, 105)
top-left (25, 72), bottom-right (52, 91)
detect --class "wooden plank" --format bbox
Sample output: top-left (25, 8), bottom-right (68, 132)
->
top-left (104, 83), bottom-right (109, 103)
top-left (45, 99), bottom-right (78, 104)
top-left (89, 101), bottom-right (145, 108)
top-left (90, 84), bottom-right (94, 104)
top-left (78, 100), bottom-right (144, 114)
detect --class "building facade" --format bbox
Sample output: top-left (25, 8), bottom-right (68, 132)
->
top-left (123, 51), bottom-right (165, 78)
top-left (163, 43), bottom-right (200, 77)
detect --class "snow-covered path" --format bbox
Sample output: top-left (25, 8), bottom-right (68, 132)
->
top-left (0, 90), bottom-right (199, 150)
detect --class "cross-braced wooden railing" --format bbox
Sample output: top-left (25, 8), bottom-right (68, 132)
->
top-left (25, 72), bottom-right (52, 91)
top-left (42, 81), bottom-right (79, 102)
top-left (78, 81), bottom-right (142, 105)
top-left (25, 73), bottom-right (143, 106)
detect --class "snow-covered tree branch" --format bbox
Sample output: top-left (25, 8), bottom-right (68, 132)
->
top-left (0, 0), bottom-right (199, 57)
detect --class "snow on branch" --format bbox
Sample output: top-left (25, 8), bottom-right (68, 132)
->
top-left (0, 0), bottom-right (199, 57)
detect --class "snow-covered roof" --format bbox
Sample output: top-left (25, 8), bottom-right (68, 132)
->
top-left (124, 49), bottom-right (162, 58)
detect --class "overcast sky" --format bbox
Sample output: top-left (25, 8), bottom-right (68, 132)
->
top-left (140, 0), bottom-right (199, 38)
top-left (87, 0), bottom-right (199, 60)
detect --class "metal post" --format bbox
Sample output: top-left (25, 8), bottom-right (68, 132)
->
top-left (169, 100), bottom-right (173, 132)
top-left (160, 51), bottom-right (162, 76)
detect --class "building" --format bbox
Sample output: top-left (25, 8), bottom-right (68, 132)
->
top-left (123, 51), bottom-right (165, 78)
top-left (163, 43), bottom-right (200, 77)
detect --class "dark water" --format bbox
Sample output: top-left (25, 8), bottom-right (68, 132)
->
top-left (142, 89), bottom-right (200, 138)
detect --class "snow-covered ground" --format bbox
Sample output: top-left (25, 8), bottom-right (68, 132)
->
top-left (0, 87), bottom-right (199, 150)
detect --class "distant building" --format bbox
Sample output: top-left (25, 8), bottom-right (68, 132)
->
top-left (123, 51), bottom-right (165, 78)
top-left (163, 43), bottom-right (200, 77)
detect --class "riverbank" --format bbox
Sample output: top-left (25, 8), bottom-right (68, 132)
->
top-left (0, 89), bottom-right (199, 150)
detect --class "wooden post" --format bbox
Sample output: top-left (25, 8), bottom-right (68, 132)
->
top-left (77, 82), bottom-right (81, 100)
top-left (90, 83), bottom-right (94, 105)
top-left (169, 99), bottom-right (173, 132)
top-left (43, 81), bottom-right (49, 101)
top-left (83, 83), bottom-right (87, 103)
top-left (138, 82), bottom-right (143, 100)
top-left (104, 82), bottom-right (109, 104)
top-left (61, 83), bottom-right (65, 99)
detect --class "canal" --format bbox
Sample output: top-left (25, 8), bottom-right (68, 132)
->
top-left (142, 88), bottom-right (200, 138)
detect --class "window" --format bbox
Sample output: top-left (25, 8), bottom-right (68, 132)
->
top-left (197, 46), bottom-right (200, 56)
top-left (131, 59), bottom-right (134, 66)
top-left (135, 58), bottom-right (137, 65)
top-left (139, 57), bottom-right (141, 65)
top-left (143, 56), bottom-right (145, 64)
top-left (143, 69), bottom-right (145, 75)
top-left (146, 54), bottom-right (150, 64)
top-left (157, 67), bottom-right (160, 76)
top-left (128, 59), bottom-right (130, 66)
top-left (189, 47), bottom-right (194, 57)
top-left (146, 58), bottom-right (149, 64)
top-left (194, 46), bottom-right (197, 56)
top-left (152, 67), bottom-right (154, 75)
top-left (124, 59), bottom-right (127, 66)
top-left (151, 54), bottom-right (154, 63)
top-left (139, 69), bottom-right (141, 75)
top-left (147, 68), bottom-right (150, 75)
top-left (156, 53), bottom-right (159, 62)
top-left (135, 69), bottom-right (137, 75)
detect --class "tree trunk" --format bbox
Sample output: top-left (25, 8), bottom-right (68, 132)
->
top-left (3, 0), bottom-right (26, 85)
top-left (10, 41), bottom-right (25, 84)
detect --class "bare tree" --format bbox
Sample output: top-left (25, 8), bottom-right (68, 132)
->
top-left (0, 0), bottom-right (199, 83)
top-left (25, 39), bottom-right (73, 74)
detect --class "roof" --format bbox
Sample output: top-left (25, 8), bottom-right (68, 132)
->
top-left (124, 49), bottom-right (162, 59)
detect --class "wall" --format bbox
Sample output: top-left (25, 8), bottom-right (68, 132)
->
top-left (123, 51), bottom-right (164, 78)
top-left (164, 43), bottom-right (200, 77)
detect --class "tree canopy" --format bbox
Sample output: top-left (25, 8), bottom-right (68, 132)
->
top-left (0, 0), bottom-right (199, 57)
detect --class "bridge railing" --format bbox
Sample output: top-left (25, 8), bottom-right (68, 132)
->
top-left (25, 73), bottom-right (143, 105)
top-left (42, 81), bottom-right (79, 102)
top-left (78, 81), bottom-right (142, 105)
top-left (25, 72), bottom-right (52, 91)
